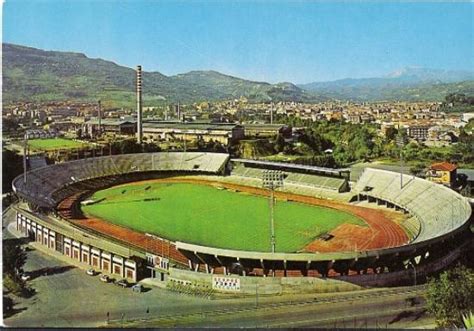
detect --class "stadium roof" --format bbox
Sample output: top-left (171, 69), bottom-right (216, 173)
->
top-left (231, 158), bottom-right (349, 176)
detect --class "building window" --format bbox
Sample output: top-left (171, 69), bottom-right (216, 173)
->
top-left (114, 265), bottom-right (121, 275)
top-left (126, 269), bottom-right (134, 279)
top-left (92, 256), bottom-right (99, 267)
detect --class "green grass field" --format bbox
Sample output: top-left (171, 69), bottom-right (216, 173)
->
top-left (82, 182), bottom-right (365, 253)
top-left (28, 138), bottom-right (89, 151)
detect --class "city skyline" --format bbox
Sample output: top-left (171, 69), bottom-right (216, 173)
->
top-left (3, 1), bottom-right (473, 84)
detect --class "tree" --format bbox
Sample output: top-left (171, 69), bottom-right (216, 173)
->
top-left (143, 142), bottom-right (161, 153)
top-left (409, 162), bottom-right (426, 177)
top-left (3, 295), bottom-right (14, 317)
top-left (3, 239), bottom-right (27, 277)
top-left (2, 118), bottom-right (19, 132)
top-left (426, 265), bottom-right (474, 328)
top-left (2, 150), bottom-right (23, 193)
top-left (274, 134), bottom-right (286, 153)
top-left (110, 140), bottom-right (143, 154)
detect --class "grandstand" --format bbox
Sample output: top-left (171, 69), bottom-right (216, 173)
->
top-left (353, 168), bottom-right (471, 242)
top-left (230, 161), bottom-right (348, 192)
top-left (27, 155), bottom-right (48, 170)
top-left (13, 152), bottom-right (229, 208)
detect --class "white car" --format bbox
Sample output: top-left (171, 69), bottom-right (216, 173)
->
top-left (21, 274), bottom-right (31, 281)
top-left (100, 274), bottom-right (111, 283)
top-left (86, 269), bottom-right (96, 276)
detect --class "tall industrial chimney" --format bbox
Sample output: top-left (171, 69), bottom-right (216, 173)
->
top-left (136, 65), bottom-right (143, 144)
top-left (98, 100), bottom-right (102, 137)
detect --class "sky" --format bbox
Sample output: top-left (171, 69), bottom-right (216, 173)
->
top-left (3, 1), bottom-right (473, 83)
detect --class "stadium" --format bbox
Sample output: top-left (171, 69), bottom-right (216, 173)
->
top-left (11, 152), bottom-right (473, 294)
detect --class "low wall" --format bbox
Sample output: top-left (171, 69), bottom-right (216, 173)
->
top-left (168, 268), bottom-right (361, 295)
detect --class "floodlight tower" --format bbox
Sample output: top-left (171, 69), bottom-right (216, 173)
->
top-left (262, 170), bottom-right (284, 254)
top-left (396, 131), bottom-right (407, 189)
top-left (23, 129), bottom-right (59, 184)
top-left (23, 132), bottom-right (29, 184)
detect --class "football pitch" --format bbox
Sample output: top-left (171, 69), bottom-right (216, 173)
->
top-left (28, 138), bottom-right (89, 151)
top-left (82, 182), bottom-right (366, 252)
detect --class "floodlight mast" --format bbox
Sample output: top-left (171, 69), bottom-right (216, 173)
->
top-left (262, 170), bottom-right (284, 254)
top-left (396, 133), bottom-right (406, 189)
top-left (23, 132), bottom-right (28, 184)
top-left (23, 129), bottom-right (60, 184)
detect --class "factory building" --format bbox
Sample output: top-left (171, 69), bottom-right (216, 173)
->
top-left (142, 121), bottom-right (244, 145)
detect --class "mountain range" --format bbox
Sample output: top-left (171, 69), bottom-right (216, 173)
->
top-left (3, 43), bottom-right (474, 107)
top-left (299, 67), bottom-right (474, 102)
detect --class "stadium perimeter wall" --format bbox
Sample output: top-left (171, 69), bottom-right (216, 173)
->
top-left (168, 267), bottom-right (361, 295)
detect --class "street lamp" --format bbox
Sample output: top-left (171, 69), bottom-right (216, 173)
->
top-left (262, 170), bottom-right (284, 254)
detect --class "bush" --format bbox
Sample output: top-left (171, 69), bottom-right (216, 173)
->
top-left (426, 265), bottom-right (474, 327)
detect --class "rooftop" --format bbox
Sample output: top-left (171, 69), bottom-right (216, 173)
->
top-left (231, 158), bottom-right (349, 176)
top-left (430, 162), bottom-right (458, 172)
top-left (143, 121), bottom-right (241, 131)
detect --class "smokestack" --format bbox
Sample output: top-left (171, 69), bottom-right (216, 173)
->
top-left (136, 65), bottom-right (143, 144)
top-left (98, 100), bottom-right (102, 137)
top-left (270, 102), bottom-right (274, 124)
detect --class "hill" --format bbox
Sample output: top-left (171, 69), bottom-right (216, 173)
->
top-left (3, 43), bottom-right (320, 107)
top-left (299, 67), bottom-right (474, 101)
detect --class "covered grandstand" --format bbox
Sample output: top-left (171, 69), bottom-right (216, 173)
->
top-left (230, 160), bottom-right (349, 192)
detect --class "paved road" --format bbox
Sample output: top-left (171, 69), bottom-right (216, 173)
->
top-left (3, 207), bottom-right (435, 328)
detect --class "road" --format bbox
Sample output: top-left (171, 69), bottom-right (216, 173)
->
top-left (3, 206), bottom-right (434, 328)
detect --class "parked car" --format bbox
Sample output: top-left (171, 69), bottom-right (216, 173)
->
top-left (115, 279), bottom-right (129, 288)
top-left (100, 274), bottom-right (111, 283)
top-left (86, 269), bottom-right (96, 276)
top-left (21, 273), bottom-right (31, 281)
top-left (131, 284), bottom-right (143, 293)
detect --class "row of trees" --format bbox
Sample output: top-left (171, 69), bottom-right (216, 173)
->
top-left (268, 119), bottom-right (384, 167)
top-left (269, 116), bottom-right (474, 168)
